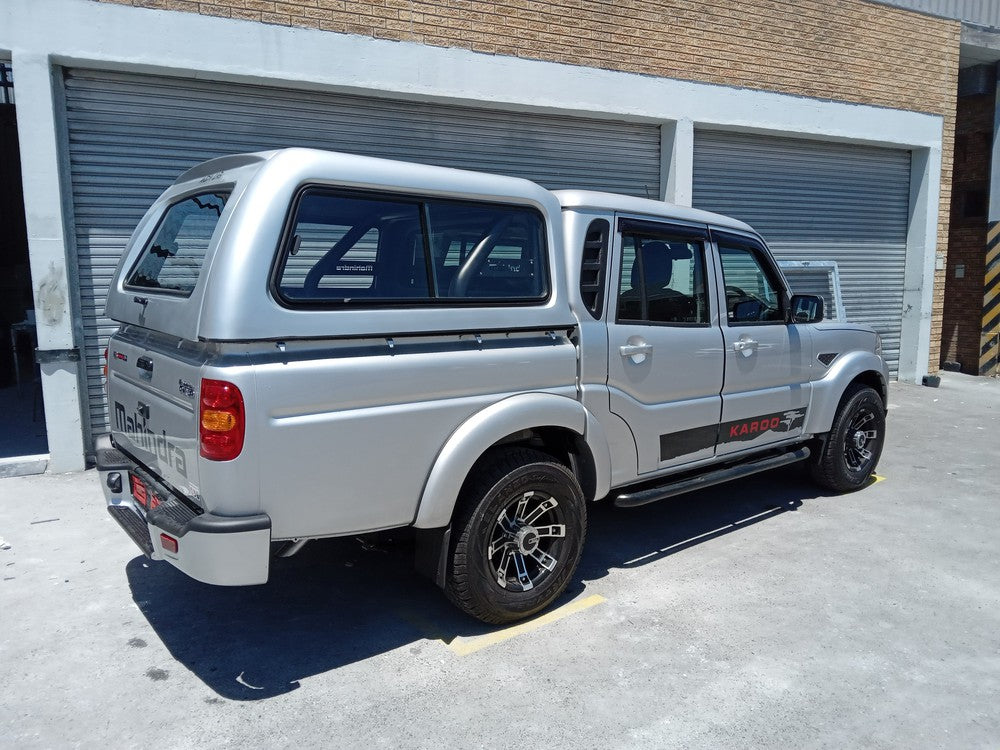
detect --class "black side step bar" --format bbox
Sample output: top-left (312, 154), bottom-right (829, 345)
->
top-left (614, 447), bottom-right (811, 508)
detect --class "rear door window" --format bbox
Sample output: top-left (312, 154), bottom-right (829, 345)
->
top-left (126, 191), bottom-right (230, 296)
top-left (618, 233), bottom-right (709, 325)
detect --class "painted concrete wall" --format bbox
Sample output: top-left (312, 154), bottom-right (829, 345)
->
top-left (0, 0), bottom-right (949, 469)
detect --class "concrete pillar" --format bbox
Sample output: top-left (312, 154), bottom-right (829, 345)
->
top-left (898, 146), bottom-right (941, 383)
top-left (12, 52), bottom-right (86, 472)
top-left (660, 119), bottom-right (694, 206)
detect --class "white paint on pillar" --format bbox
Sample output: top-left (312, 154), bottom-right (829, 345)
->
top-left (898, 146), bottom-right (942, 383)
top-left (11, 52), bottom-right (86, 471)
top-left (660, 119), bottom-right (694, 206)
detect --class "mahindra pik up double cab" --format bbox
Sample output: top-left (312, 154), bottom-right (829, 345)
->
top-left (98, 148), bottom-right (888, 623)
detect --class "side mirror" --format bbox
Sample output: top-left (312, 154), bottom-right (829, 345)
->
top-left (789, 294), bottom-right (824, 324)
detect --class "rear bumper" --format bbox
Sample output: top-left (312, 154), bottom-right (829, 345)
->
top-left (96, 436), bottom-right (271, 586)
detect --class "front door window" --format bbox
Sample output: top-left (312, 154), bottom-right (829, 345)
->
top-left (718, 243), bottom-right (785, 324)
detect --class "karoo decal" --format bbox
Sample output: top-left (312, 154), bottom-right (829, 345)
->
top-left (114, 401), bottom-right (188, 478)
top-left (659, 408), bottom-right (808, 461)
top-left (721, 408), bottom-right (806, 443)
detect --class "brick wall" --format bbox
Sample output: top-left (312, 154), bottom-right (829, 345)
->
top-left (940, 92), bottom-right (991, 372)
top-left (94, 0), bottom-right (960, 372)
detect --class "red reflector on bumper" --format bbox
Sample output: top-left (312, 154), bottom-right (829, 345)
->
top-left (160, 534), bottom-right (178, 554)
top-left (130, 474), bottom-right (147, 507)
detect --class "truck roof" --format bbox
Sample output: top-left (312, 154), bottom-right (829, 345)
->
top-left (553, 190), bottom-right (755, 234)
top-left (173, 147), bottom-right (559, 209)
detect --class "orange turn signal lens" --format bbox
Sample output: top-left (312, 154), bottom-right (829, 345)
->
top-left (201, 409), bottom-right (237, 432)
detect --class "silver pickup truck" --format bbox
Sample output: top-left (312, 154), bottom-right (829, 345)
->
top-left (97, 148), bottom-right (888, 623)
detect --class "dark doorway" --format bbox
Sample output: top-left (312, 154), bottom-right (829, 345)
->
top-left (0, 62), bottom-right (48, 458)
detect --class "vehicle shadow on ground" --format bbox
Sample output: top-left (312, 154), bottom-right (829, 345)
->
top-left (127, 464), bottom-right (828, 700)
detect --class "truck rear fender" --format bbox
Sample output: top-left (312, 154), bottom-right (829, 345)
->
top-left (413, 392), bottom-right (611, 530)
top-left (805, 350), bottom-right (889, 436)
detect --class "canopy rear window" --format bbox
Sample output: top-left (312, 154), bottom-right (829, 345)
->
top-left (126, 191), bottom-right (230, 296)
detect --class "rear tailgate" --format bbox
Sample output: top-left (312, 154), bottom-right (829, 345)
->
top-left (107, 326), bottom-right (204, 501)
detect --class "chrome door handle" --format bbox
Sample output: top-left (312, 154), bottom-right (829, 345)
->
top-left (620, 343), bottom-right (653, 357)
top-left (620, 341), bottom-right (653, 364)
top-left (733, 337), bottom-right (758, 356)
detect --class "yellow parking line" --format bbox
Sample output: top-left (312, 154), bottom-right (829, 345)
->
top-left (869, 474), bottom-right (886, 485)
top-left (448, 594), bottom-right (606, 656)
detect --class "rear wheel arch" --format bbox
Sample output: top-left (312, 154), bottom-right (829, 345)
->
top-left (413, 393), bottom-right (593, 530)
top-left (483, 425), bottom-right (600, 504)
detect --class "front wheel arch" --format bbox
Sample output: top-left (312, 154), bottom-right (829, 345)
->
top-left (849, 370), bottom-right (887, 408)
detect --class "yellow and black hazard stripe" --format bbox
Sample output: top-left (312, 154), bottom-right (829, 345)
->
top-left (981, 221), bottom-right (1000, 375)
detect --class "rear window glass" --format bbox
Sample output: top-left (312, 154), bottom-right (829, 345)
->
top-left (275, 188), bottom-right (548, 305)
top-left (126, 191), bottom-right (229, 296)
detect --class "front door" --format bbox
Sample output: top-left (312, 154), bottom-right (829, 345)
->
top-left (606, 218), bottom-right (725, 475)
top-left (712, 230), bottom-right (812, 456)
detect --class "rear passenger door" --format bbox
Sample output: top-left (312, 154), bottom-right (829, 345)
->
top-left (606, 218), bottom-right (726, 475)
top-left (712, 230), bottom-right (812, 455)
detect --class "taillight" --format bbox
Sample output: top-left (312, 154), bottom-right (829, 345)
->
top-left (199, 379), bottom-right (245, 461)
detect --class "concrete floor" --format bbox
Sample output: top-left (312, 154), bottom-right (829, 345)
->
top-left (0, 373), bottom-right (997, 748)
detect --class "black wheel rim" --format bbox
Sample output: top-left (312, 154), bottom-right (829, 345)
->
top-left (487, 490), bottom-right (566, 592)
top-left (843, 406), bottom-right (879, 473)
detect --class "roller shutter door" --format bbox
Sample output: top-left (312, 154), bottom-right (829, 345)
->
top-left (693, 130), bottom-right (910, 376)
top-left (63, 69), bottom-right (662, 442)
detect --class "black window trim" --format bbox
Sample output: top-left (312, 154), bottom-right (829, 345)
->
top-left (710, 228), bottom-right (790, 328)
top-left (270, 184), bottom-right (553, 310)
top-left (123, 185), bottom-right (235, 299)
top-left (614, 220), bottom-right (713, 328)
top-left (617, 217), bottom-right (709, 241)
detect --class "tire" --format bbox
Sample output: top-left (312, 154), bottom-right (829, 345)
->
top-left (809, 384), bottom-right (886, 493)
top-left (445, 448), bottom-right (587, 624)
